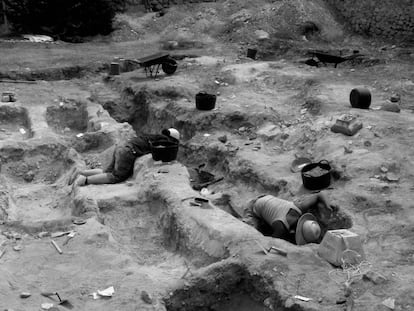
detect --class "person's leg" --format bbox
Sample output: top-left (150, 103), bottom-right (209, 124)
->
top-left (74, 172), bottom-right (119, 186)
top-left (81, 169), bottom-right (104, 176)
top-left (84, 173), bottom-right (114, 184)
top-left (111, 145), bottom-right (137, 182)
top-left (68, 168), bottom-right (104, 185)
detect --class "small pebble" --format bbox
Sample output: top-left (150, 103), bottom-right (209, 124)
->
top-left (13, 233), bottom-right (22, 240)
top-left (13, 245), bottom-right (23, 251)
top-left (38, 232), bottom-right (49, 238)
top-left (41, 303), bottom-right (54, 310)
top-left (20, 292), bottom-right (31, 298)
top-left (141, 290), bottom-right (153, 304)
top-left (386, 173), bottom-right (399, 182)
top-left (218, 135), bottom-right (227, 143)
top-left (336, 298), bottom-right (346, 304)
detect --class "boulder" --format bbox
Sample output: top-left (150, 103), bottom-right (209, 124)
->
top-left (254, 30), bottom-right (270, 40)
top-left (380, 101), bottom-right (400, 113)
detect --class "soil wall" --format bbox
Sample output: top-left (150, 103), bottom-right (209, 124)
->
top-left (325, 0), bottom-right (414, 39)
top-left (127, 0), bottom-right (215, 6)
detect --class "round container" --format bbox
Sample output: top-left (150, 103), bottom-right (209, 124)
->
top-left (350, 88), bottom-right (371, 109)
top-left (150, 141), bottom-right (179, 162)
top-left (162, 58), bottom-right (178, 75)
top-left (109, 62), bottom-right (120, 76)
top-left (291, 157), bottom-right (312, 173)
top-left (301, 160), bottom-right (331, 190)
top-left (195, 92), bottom-right (216, 110)
top-left (247, 48), bottom-right (257, 59)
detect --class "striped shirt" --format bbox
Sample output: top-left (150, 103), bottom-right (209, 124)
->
top-left (253, 195), bottom-right (302, 230)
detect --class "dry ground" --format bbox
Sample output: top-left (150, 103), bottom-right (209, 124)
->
top-left (0, 2), bottom-right (414, 311)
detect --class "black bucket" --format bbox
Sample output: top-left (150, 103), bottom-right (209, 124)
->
top-left (151, 141), bottom-right (179, 162)
top-left (195, 92), bottom-right (216, 110)
top-left (301, 160), bottom-right (331, 190)
top-left (350, 88), bottom-right (371, 109)
top-left (247, 48), bottom-right (257, 59)
top-left (109, 62), bottom-right (120, 75)
top-left (162, 59), bottom-right (177, 75)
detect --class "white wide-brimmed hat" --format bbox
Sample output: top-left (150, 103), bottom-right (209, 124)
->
top-left (162, 128), bottom-right (180, 141)
top-left (295, 213), bottom-right (321, 245)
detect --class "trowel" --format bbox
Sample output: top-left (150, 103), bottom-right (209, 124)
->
top-left (41, 292), bottom-right (73, 309)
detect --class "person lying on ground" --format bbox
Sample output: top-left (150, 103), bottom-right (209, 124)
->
top-left (70, 128), bottom-right (180, 186)
top-left (242, 192), bottom-right (333, 245)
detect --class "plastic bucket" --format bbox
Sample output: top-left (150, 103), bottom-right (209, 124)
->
top-left (301, 160), bottom-right (331, 190)
top-left (247, 48), bottom-right (257, 59)
top-left (109, 62), bottom-right (120, 75)
top-left (350, 88), bottom-right (371, 109)
top-left (150, 141), bottom-right (179, 162)
top-left (195, 92), bottom-right (216, 110)
top-left (162, 58), bottom-right (177, 75)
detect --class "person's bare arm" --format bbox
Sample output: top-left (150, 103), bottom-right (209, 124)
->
top-left (316, 192), bottom-right (333, 212)
top-left (295, 192), bottom-right (332, 213)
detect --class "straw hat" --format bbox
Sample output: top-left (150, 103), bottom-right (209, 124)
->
top-left (162, 128), bottom-right (180, 141)
top-left (295, 213), bottom-right (321, 245)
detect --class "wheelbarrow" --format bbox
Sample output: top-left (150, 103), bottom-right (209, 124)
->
top-left (129, 52), bottom-right (178, 78)
top-left (307, 50), bottom-right (364, 68)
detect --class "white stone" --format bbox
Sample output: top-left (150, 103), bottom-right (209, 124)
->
top-left (255, 30), bottom-right (270, 40)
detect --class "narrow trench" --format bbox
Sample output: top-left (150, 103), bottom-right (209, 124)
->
top-left (0, 64), bottom-right (108, 81)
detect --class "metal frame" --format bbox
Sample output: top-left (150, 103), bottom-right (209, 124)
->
top-left (144, 63), bottom-right (162, 78)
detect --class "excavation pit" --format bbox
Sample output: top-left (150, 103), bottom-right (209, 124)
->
top-left (0, 141), bottom-right (70, 184)
top-left (164, 261), bottom-right (274, 311)
top-left (46, 100), bottom-right (88, 135)
top-left (0, 105), bottom-right (32, 140)
top-left (70, 131), bottom-right (114, 153)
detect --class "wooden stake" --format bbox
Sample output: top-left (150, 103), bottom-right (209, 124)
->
top-left (51, 240), bottom-right (62, 254)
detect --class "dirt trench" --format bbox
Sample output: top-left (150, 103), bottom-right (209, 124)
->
top-left (0, 79), bottom-right (285, 311)
top-left (1, 44), bottom-right (413, 311)
top-left (86, 53), bottom-right (414, 311)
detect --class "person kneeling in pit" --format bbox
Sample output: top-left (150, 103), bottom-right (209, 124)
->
top-left (242, 192), bottom-right (333, 245)
top-left (70, 128), bottom-right (180, 186)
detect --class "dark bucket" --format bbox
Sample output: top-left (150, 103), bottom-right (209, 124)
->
top-left (109, 62), bottom-right (120, 75)
top-left (162, 59), bottom-right (178, 75)
top-left (301, 160), bottom-right (331, 190)
top-left (151, 141), bottom-right (179, 162)
top-left (350, 88), bottom-right (371, 109)
top-left (195, 92), bottom-right (216, 110)
top-left (247, 48), bottom-right (257, 59)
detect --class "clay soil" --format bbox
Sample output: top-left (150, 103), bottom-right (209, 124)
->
top-left (0, 2), bottom-right (413, 311)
